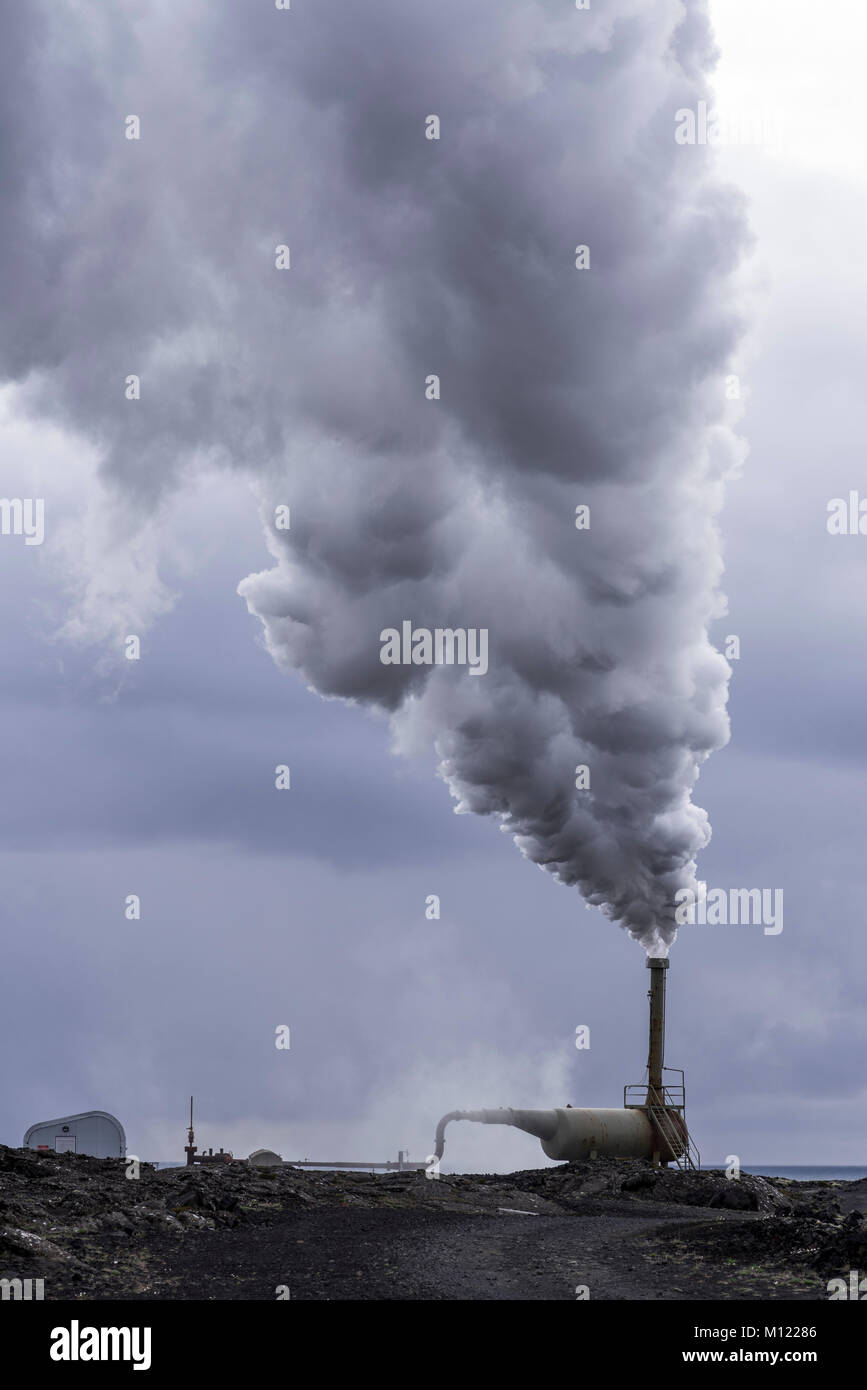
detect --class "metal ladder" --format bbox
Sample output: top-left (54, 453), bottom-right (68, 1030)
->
top-left (646, 1090), bottom-right (701, 1172)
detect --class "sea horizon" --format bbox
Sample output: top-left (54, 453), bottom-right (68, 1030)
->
top-left (705, 1165), bottom-right (867, 1182)
top-left (150, 1160), bottom-right (867, 1182)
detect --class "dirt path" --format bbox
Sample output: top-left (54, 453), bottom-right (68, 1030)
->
top-left (115, 1202), bottom-right (822, 1302)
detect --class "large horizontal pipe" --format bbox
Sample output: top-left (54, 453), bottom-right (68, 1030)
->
top-left (435, 1106), bottom-right (685, 1163)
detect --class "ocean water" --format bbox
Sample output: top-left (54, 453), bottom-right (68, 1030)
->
top-left (149, 1160), bottom-right (867, 1181)
top-left (706, 1165), bottom-right (867, 1182)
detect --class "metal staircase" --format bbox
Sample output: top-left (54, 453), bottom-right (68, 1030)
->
top-left (624, 1068), bottom-right (701, 1172)
top-left (646, 1093), bottom-right (700, 1172)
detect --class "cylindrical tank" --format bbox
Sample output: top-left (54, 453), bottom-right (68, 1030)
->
top-left (539, 1107), bottom-right (659, 1161)
top-left (435, 1106), bottom-right (685, 1163)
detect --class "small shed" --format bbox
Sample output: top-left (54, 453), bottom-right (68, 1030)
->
top-left (23, 1110), bottom-right (126, 1159)
top-left (248, 1148), bottom-right (283, 1167)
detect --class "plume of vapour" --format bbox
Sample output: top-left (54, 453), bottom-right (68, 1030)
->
top-left (0, 0), bottom-right (747, 950)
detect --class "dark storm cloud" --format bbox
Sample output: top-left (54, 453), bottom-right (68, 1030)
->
top-left (0, 0), bottom-right (749, 950)
top-left (0, 534), bottom-right (484, 867)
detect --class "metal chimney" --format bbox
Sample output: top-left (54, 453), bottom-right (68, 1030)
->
top-left (646, 956), bottom-right (668, 1104)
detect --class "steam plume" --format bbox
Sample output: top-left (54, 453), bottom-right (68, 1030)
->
top-left (0, 0), bottom-right (747, 950)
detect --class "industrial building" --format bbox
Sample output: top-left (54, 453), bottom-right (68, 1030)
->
top-left (434, 956), bottom-right (700, 1169)
top-left (23, 1110), bottom-right (126, 1159)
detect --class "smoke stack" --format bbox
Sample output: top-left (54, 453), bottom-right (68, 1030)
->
top-left (646, 957), bottom-right (668, 1103)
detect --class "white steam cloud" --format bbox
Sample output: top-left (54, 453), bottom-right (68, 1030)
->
top-left (0, 0), bottom-right (747, 950)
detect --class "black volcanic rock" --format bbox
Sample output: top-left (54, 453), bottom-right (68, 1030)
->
top-left (1, 1144), bottom-right (863, 1301)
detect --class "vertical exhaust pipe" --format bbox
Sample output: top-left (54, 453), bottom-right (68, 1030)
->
top-left (646, 956), bottom-right (668, 1104)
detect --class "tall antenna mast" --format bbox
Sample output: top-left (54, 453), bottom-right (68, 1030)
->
top-left (185, 1095), bottom-right (197, 1166)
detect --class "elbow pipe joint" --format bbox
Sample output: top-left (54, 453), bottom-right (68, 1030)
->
top-left (434, 1107), bottom-right (558, 1160)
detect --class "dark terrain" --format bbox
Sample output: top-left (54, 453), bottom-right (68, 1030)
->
top-left (2, 1145), bottom-right (866, 1301)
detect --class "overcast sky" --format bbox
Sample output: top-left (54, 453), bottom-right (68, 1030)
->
top-left (2, 0), bottom-right (866, 1169)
